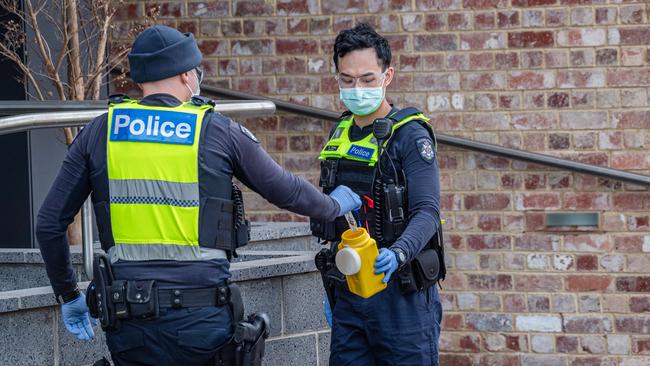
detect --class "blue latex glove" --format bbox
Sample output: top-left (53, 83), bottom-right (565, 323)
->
top-left (62, 293), bottom-right (96, 341)
top-left (323, 296), bottom-right (332, 327)
top-left (329, 185), bottom-right (361, 217)
top-left (374, 248), bottom-right (398, 283)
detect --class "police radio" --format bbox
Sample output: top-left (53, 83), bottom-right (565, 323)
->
top-left (372, 118), bottom-right (406, 226)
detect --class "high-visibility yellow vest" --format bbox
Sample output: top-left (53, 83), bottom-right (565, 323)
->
top-left (106, 98), bottom-right (211, 261)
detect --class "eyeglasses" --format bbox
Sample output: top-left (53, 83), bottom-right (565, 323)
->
top-left (195, 66), bottom-right (203, 85)
top-left (335, 71), bottom-right (386, 89)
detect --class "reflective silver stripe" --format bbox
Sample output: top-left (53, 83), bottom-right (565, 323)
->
top-left (109, 179), bottom-right (199, 204)
top-left (109, 243), bottom-right (228, 262)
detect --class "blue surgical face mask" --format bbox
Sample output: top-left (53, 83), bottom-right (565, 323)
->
top-left (339, 86), bottom-right (385, 116)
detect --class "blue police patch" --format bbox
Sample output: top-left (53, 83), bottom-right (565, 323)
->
top-left (416, 138), bottom-right (435, 163)
top-left (347, 145), bottom-right (375, 160)
top-left (110, 109), bottom-right (196, 145)
top-left (240, 124), bottom-right (259, 143)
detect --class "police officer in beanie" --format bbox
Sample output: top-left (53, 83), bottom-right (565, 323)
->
top-left (36, 24), bottom-right (360, 365)
top-left (312, 23), bottom-right (444, 365)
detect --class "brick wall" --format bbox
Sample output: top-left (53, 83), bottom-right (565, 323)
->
top-left (111, 1), bottom-right (650, 364)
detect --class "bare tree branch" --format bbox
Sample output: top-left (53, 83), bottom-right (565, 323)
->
top-left (65, 0), bottom-right (84, 100)
top-left (0, 43), bottom-right (45, 99)
top-left (24, 0), bottom-right (67, 99)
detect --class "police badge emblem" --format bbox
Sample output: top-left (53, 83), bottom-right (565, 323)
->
top-left (416, 138), bottom-right (435, 163)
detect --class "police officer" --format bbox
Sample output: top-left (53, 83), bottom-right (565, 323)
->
top-left (36, 25), bottom-right (360, 366)
top-left (312, 24), bottom-right (443, 365)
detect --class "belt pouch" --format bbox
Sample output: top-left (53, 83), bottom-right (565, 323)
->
top-left (126, 280), bottom-right (159, 320)
top-left (111, 280), bottom-right (130, 319)
top-left (411, 248), bottom-right (440, 291)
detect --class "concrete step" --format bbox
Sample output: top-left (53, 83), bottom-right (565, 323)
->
top-left (0, 223), bottom-right (321, 291)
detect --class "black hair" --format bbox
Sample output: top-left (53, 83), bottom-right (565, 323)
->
top-left (333, 23), bottom-right (391, 72)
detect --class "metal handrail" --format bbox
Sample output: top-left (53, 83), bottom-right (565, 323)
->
top-left (200, 85), bottom-right (650, 187)
top-left (0, 101), bottom-right (276, 280)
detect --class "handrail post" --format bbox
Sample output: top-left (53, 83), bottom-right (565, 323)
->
top-left (82, 199), bottom-right (93, 280)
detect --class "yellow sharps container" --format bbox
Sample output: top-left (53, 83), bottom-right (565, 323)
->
top-left (336, 228), bottom-right (387, 298)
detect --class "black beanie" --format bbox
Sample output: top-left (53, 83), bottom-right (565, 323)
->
top-left (128, 25), bottom-right (202, 83)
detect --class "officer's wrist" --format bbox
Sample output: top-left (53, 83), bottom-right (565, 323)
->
top-left (390, 247), bottom-right (407, 268)
top-left (56, 287), bottom-right (81, 304)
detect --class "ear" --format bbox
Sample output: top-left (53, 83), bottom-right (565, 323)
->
top-left (180, 71), bottom-right (192, 85)
top-left (384, 66), bottom-right (395, 88)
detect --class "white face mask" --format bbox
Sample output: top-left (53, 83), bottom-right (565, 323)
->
top-left (185, 68), bottom-right (201, 99)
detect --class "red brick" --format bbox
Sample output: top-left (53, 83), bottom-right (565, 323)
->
top-left (233, 77), bottom-right (274, 94)
top-left (508, 31), bottom-right (554, 48)
top-left (546, 9), bottom-right (567, 26)
top-left (515, 275), bottom-right (562, 291)
top-left (496, 52), bottom-right (519, 69)
top-left (521, 51), bottom-right (543, 68)
top-left (198, 40), bottom-right (229, 56)
top-left (576, 255), bottom-right (598, 271)
top-left (567, 275), bottom-right (612, 292)
top-left (447, 54), bottom-right (469, 70)
top-left (506, 335), bottom-right (527, 352)
top-left (432, 114), bottom-right (462, 131)
top-left (563, 193), bottom-right (609, 210)
top-left (414, 73), bottom-right (459, 91)
top-left (442, 314), bottom-right (464, 329)
top-left (503, 294), bottom-right (527, 312)
top-left (514, 234), bottom-right (559, 251)
top-left (462, 73), bottom-right (505, 90)
top-left (464, 194), bottom-right (510, 210)
top-left (630, 297), bottom-right (650, 313)
top-left (524, 174), bottom-right (545, 189)
top-left (234, 0), bottom-right (274, 16)
top-left (557, 70), bottom-right (605, 88)
top-left (467, 235), bottom-right (511, 250)
top-left (422, 54), bottom-right (445, 70)
top-left (441, 193), bottom-right (461, 211)
top-left (461, 32), bottom-right (506, 50)
top-left (424, 13), bottom-right (447, 31)
top-left (439, 355), bottom-right (473, 366)
top-left (548, 92), bottom-right (569, 108)
top-left (277, 0), bottom-right (317, 15)
top-left (242, 116), bottom-right (279, 132)
top-left (512, 0), bottom-right (556, 5)
top-left (559, 111), bottom-right (608, 129)
top-left (615, 317), bottom-right (650, 333)
top-left (564, 316), bottom-right (612, 333)
top-left (479, 355), bottom-right (521, 366)
top-left (475, 12), bottom-right (496, 29)
top-left (634, 338), bottom-right (650, 354)
top-left (508, 71), bottom-right (554, 89)
top-left (613, 193), bottom-right (650, 210)
top-left (468, 274), bottom-right (513, 290)
top-left (478, 215), bottom-right (501, 231)
top-left (414, 34), bottom-right (457, 51)
top-left (611, 152), bottom-right (650, 170)
top-left (557, 336), bottom-right (579, 353)
top-left (613, 111), bottom-right (650, 128)
top-left (620, 5), bottom-right (645, 24)
top-left (618, 27), bottom-right (650, 46)
top-left (515, 193), bottom-right (560, 210)
top-left (565, 234), bottom-right (612, 253)
top-left (463, 0), bottom-right (507, 8)
top-left (146, 2), bottom-right (182, 17)
top-left (113, 3), bottom-right (139, 20)
top-left (498, 11), bottom-right (520, 28)
top-left (617, 277), bottom-right (650, 293)
top-left (607, 69), bottom-right (650, 87)
top-left (276, 39), bottom-right (318, 54)
top-left (464, 113), bottom-right (509, 130)
top-left (447, 13), bottom-right (471, 30)
top-left (188, 1), bottom-right (230, 17)
top-left (511, 112), bottom-right (556, 130)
